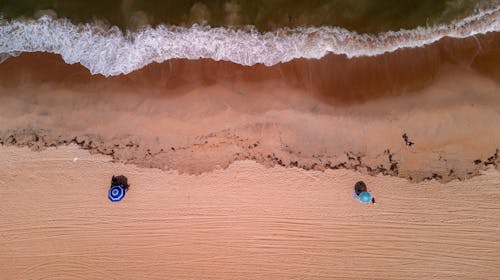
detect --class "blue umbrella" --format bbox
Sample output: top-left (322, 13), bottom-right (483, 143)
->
top-left (108, 185), bottom-right (126, 202)
top-left (358, 191), bottom-right (372, 204)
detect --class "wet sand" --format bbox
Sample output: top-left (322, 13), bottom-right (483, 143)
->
top-left (1, 45), bottom-right (500, 181)
top-left (0, 145), bottom-right (499, 279)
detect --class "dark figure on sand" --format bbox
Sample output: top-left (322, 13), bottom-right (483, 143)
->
top-left (354, 181), bottom-right (375, 204)
top-left (402, 133), bottom-right (414, 147)
top-left (111, 175), bottom-right (130, 191)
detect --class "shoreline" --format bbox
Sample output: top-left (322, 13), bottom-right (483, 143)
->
top-left (2, 10), bottom-right (500, 75)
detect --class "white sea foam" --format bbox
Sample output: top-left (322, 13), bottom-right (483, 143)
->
top-left (1, 7), bottom-right (499, 76)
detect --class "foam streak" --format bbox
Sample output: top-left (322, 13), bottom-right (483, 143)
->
top-left (1, 7), bottom-right (499, 76)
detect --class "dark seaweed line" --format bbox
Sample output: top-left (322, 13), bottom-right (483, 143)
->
top-left (1, 128), bottom-right (498, 182)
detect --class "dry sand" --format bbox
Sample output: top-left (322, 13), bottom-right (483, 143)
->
top-left (1, 145), bottom-right (499, 279)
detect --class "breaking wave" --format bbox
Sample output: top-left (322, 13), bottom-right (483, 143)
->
top-left (1, 7), bottom-right (499, 76)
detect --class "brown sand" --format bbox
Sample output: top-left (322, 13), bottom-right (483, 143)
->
top-left (1, 49), bottom-right (500, 181)
top-left (0, 145), bottom-right (499, 279)
top-left (1, 34), bottom-right (500, 181)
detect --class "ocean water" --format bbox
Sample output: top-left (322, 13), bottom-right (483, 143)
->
top-left (0, 0), bottom-right (496, 32)
top-left (1, 0), bottom-right (500, 76)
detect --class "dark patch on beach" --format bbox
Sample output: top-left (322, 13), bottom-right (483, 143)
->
top-left (484, 149), bottom-right (500, 167)
top-left (402, 133), bottom-right (414, 147)
top-left (424, 173), bottom-right (443, 181)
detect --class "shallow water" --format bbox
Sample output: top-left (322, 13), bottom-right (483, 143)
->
top-left (1, 0), bottom-right (497, 32)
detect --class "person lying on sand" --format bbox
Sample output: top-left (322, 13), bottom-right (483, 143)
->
top-left (353, 181), bottom-right (375, 204)
top-left (111, 175), bottom-right (130, 191)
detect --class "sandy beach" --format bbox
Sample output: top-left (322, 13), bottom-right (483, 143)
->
top-left (1, 4), bottom-right (500, 278)
top-left (1, 145), bottom-right (499, 279)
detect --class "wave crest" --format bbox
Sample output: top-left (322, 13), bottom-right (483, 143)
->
top-left (1, 7), bottom-right (499, 76)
